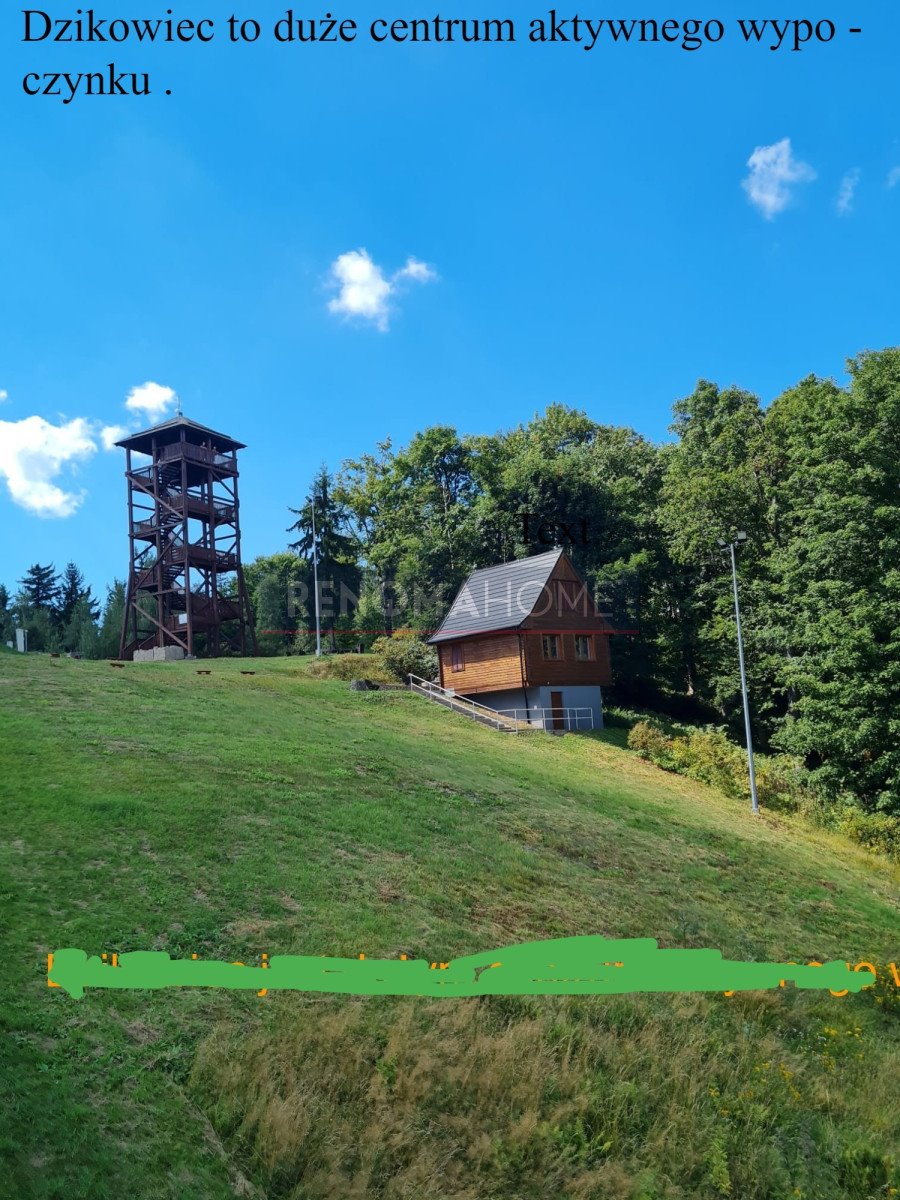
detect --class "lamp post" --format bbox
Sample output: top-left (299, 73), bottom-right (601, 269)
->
top-left (310, 497), bottom-right (322, 657)
top-left (716, 532), bottom-right (759, 815)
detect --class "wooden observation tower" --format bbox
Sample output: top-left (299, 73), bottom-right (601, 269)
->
top-left (117, 414), bottom-right (257, 659)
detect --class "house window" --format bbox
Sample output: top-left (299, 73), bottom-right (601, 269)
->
top-left (542, 634), bottom-right (560, 660)
top-left (451, 644), bottom-right (464, 672)
top-left (574, 635), bottom-right (592, 661)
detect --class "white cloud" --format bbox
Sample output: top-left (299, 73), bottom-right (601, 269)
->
top-left (0, 390), bottom-right (8, 404)
top-left (742, 138), bottom-right (816, 219)
top-left (887, 167), bottom-right (900, 190)
top-left (124, 381), bottom-right (177, 417)
top-left (836, 168), bottom-right (860, 215)
top-left (327, 249), bottom-right (437, 331)
top-left (0, 416), bottom-right (96, 518)
top-left (397, 257), bottom-right (438, 283)
top-left (101, 423), bottom-right (129, 451)
top-left (328, 250), bottom-right (392, 330)
top-left (0, 380), bottom-right (180, 518)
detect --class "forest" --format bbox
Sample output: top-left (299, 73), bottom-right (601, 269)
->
top-left (4, 347), bottom-right (898, 817)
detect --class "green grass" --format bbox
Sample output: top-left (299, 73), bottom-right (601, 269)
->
top-left (1, 654), bottom-right (898, 1199)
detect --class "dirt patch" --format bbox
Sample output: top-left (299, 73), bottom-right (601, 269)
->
top-left (423, 780), bottom-right (461, 796)
top-left (471, 901), bottom-right (536, 935)
top-left (377, 881), bottom-right (404, 903)
top-left (334, 845), bottom-right (376, 861)
top-left (224, 918), bottom-right (279, 941)
top-left (125, 1021), bottom-right (161, 1045)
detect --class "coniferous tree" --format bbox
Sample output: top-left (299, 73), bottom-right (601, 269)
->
top-left (64, 595), bottom-right (100, 657)
top-left (288, 468), bottom-right (360, 650)
top-left (96, 581), bottom-right (126, 658)
top-left (18, 563), bottom-right (60, 611)
top-left (12, 590), bottom-right (57, 652)
top-left (57, 562), bottom-right (100, 629)
top-left (0, 584), bottom-right (11, 646)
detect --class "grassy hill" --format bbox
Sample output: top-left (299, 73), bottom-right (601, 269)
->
top-left (1, 654), bottom-right (898, 1200)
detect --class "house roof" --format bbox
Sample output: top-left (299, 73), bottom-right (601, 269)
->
top-left (115, 415), bottom-right (245, 454)
top-left (428, 549), bottom-right (565, 644)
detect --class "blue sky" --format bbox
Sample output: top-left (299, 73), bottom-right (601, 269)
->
top-left (2, 3), bottom-right (899, 597)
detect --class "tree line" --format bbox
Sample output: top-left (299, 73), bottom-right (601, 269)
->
top-left (0, 564), bottom-right (124, 659)
top-left (4, 347), bottom-right (897, 813)
top-left (250, 348), bottom-right (899, 815)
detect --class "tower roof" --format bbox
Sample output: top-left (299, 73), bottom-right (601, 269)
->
top-left (115, 415), bottom-right (245, 455)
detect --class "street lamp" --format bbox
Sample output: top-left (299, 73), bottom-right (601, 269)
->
top-left (716, 531), bottom-right (759, 815)
top-left (310, 497), bottom-right (322, 657)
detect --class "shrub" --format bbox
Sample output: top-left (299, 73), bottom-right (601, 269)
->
top-left (625, 709), bottom-right (898, 862)
top-left (605, 706), bottom-right (692, 739)
top-left (604, 705), bottom-right (653, 730)
top-left (626, 721), bottom-right (676, 769)
top-left (370, 631), bottom-right (438, 683)
top-left (836, 808), bottom-right (900, 861)
top-left (671, 729), bottom-right (746, 799)
top-left (629, 722), bottom-right (813, 813)
top-left (305, 653), bottom-right (395, 684)
top-left (753, 755), bottom-right (805, 812)
top-left (837, 1144), bottom-right (896, 1198)
top-left (869, 966), bottom-right (900, 1017)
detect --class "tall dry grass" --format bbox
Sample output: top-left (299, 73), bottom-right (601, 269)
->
top-left (190, 990), bottom-right (899, 1199)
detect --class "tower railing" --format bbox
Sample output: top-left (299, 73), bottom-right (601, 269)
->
top-left (158, 443), bottom-right (236, 470)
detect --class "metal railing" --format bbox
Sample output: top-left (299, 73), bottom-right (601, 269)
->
top-left (497, 707), bottom-right (594, 731)
top-left (407, 675), bottom-right (529, 731)
top-left (407, 677), bottom-right (593, 734)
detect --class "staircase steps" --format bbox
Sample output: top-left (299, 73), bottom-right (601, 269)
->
top-left (407, 676), bottom-right (528, 733)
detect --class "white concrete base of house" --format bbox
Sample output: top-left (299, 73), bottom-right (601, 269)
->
top-left (461, 685), bottom-right (604, 731)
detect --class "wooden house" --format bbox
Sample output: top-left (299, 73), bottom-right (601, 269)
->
top-left (427, 549), bottom-right (614, 730)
